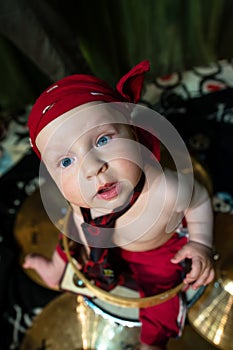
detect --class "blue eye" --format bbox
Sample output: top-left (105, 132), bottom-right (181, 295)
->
top-left (60, 157), bottom-right (74, 168)
top-left (97, 135), bottom-right (111, 147)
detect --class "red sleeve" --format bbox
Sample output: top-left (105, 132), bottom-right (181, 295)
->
top-left (55, 233), bottom-right (75, 263)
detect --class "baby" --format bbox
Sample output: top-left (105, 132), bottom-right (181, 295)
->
top-left (24, 60), bottom-right (215, 350)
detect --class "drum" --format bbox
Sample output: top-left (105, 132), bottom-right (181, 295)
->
top-left (20, 292), bottom-right (141, 350)
top-left (20, 290), bottom-right (218, 350)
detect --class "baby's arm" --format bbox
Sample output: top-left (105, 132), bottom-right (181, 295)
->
top-left (171, 180), bottom-right (215, 289)
top-left (23, 233), bottom-right (85, 289)
top-left (23, 248), bottom-right (67, 288)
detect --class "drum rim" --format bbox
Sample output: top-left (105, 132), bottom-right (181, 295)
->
top-left (62, 212), bottom-right (184, 308)
top-left (84, 296), bottom-right (141, 327)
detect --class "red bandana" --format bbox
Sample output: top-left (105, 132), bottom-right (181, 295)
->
top-left (28, 60), bottom-right (160, 160)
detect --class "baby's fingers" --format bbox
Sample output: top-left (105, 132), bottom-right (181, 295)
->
top-left (183, 259), bottom-right (202, 286)
top-left (191, 267), bottom-right (215, 289)
top-left (171, 248), bottom-right (188, 264)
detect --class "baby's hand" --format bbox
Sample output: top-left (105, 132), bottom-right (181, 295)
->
top-left (23, 250), bottom-right (67, 288)
top-left (171, 241), bottom-right (215, 290)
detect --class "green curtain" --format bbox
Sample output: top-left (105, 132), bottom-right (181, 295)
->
top-left (0, 36), bottom-right (50, 112)
top-left (0, 0), bottom-right (233, 111)
top-left (70, 0), bottom-right (232, 84)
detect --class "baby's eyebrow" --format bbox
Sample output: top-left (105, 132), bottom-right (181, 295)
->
top-left (95, 122), bottom-right (114, 128)
top-left (95, 123), bottom-right (119, 132)
top-left (43, 147), bottom-right (65, 162)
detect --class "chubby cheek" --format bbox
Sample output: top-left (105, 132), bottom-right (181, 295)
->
top-left (113, 159), bottom-right (142, 185)
top-left (56, 172), bottom-right (89, 207)
top-left (103, 137), bottom-right (142, 165)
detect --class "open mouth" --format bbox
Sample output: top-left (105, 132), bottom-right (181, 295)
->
top-left (97, 183), bottom-right (120, 200)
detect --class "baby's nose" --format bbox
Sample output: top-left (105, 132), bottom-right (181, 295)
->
top-left (83, 157), bottom-right (108, 179)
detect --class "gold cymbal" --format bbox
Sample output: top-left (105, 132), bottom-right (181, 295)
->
top-left (20, 291), bottom-right (217, 350)
top-left (191, 157), bottom-right (213, 195)
top-left (188, 278), bottom-right (233, 350)
top-left (213, 213), bottom-right (233, 278)
top-left (188, 213), bottom-right (233, 350)
top-left (20, 292), bottom-right (141, 350)
top-left (14, 187), bottom-right (60, 289)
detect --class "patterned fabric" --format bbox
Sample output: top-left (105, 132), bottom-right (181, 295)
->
top-left (80, 172), bottom-right (145, 290)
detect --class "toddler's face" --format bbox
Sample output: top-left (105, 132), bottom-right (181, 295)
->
top-left (36, 102), bottom-right (143, 212)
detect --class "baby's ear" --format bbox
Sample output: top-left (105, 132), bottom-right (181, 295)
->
top-left (116, 60), bottom-right (150, 103)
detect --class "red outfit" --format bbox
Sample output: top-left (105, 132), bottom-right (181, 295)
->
top-left (121, 233), bottom-right (188, 347)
